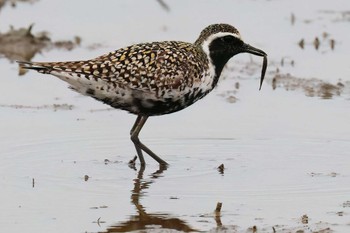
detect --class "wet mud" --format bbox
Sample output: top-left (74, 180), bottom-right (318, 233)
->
top-left (1, 1), bottom-right (350, 233)
top-left (270, 74), bottom-right (350, 99)
top-left (0, 24), bottom-right (80, 62)
top-left (0, 0), bottom-right (37, 12)
top-left (0, 103), bottom-right (74, 111)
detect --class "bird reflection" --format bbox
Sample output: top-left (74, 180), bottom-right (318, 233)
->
top-left (103, 165), bottom-right (198, 232)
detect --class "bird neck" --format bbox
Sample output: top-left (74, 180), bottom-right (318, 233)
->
top-left (197, 42), bottom-right (232, 89)
top-left (209, 53), bottom-right (231, 88)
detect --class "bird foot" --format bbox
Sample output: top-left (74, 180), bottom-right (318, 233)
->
top-left (128, 155), bottom-right (138, 169)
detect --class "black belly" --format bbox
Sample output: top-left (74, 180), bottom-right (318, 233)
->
top-left (88, 86), bottom-right (211, 116)
top-left (98, 88), bottom-right (209, 116)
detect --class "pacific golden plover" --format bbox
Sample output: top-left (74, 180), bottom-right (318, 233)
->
top-left (18, 23), bottom-right (268, 166)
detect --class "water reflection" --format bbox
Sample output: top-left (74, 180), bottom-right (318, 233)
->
top-left (103, 165), bottom-right (198, 232)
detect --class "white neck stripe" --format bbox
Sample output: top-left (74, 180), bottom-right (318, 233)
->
top-left (200, 32), bottom-right (241, 76)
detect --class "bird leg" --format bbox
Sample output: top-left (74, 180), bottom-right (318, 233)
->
top-left (130, 115), bottom-right (168, 166)
top-left (130, 115), bottom-right (145, 165)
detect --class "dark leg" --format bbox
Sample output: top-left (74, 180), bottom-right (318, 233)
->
top-left (130, 115), bottom-right (168, 166)
top-left (130, 115), bottom-right (142, 136)
top-left (130, 115), bottom-right (146, 165)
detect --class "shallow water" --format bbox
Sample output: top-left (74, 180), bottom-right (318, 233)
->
top-left (1, 0), bottom-right (350, 232)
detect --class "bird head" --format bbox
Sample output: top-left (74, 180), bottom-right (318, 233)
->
top-left (196, 24), bottom-right (267, 90)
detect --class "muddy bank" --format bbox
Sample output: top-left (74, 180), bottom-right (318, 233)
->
top-left (0, 103), bottom-right (74, 111)
top-left (0, 0), bottom-right (37, 12)
top-left (0, 24), bottom-right (80, 62)
top-left (219, 55), bottom-right (350, 102)
top-left (269, 73), bottom-right (350, 99)
top-left (1, 1), bottom-right (350, 233)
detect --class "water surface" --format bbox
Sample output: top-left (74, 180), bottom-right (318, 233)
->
top-left (1, 0), bottom-right (350, 232)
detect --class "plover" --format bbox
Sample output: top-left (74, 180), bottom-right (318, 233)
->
top-left (18, 23), bottom-right (267, 166)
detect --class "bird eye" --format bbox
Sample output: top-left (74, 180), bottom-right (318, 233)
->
top-left (221, 36), bottom-right (234, 43)
top-left (221, 35), bottom-right (244, 47)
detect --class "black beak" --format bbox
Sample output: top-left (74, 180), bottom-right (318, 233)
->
top-left (242, 43), bottom-right (268, 90)
top-left (242, 43), bottom-right (267, 57)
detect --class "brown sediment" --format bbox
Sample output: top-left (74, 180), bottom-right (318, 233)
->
top-left (313, 37), bottom-right (320, 50)
top-left (270, 74), bottom-right (350, 99)
top-left (0, 103), bottom-right (74, 110)
top-left (301, 214), bottom-right (309, 224)
top-left (330, 39), bottom-right (335, 50)
top-left (0, 24), bottom-right (80, 62)
top-left (0, 0), bottom-right (37, 12)
top-left (217, 91), bottom-right (238, 104)
top-left (214, 202), bottom-right (222, 213)
top-left (298, 39), bottom-right (305, 49)
top-left (318, 10), bottom-right (350, 22)
top-left (343, 201), bottom-right (350, 208)
top-left (297, 36), bottom-right (335, 51)
top-left (217, 164), bottom-right (224, 174)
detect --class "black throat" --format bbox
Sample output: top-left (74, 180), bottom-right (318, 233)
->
top-left (209, 52), bottom-right (232, 88)
top-left (206, 34), bottom-right (244, 88)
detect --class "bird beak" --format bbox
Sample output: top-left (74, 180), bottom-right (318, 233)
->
top-left (242, 43), bottom-right (266, 57)
top-left (241, 43), bottom-right (268, 90)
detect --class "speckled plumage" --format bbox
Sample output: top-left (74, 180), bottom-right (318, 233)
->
top-left (22, 41), bottom-right (214, 115)
top-left (19, 23), bottom-right (267, 166)
top-left (194, 23), bottom-right (240, 45)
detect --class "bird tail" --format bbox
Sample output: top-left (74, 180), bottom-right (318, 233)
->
top-left (17, 61), bottom-right (52, 74)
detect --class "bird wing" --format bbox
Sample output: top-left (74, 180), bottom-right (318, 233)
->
top-left (18, 41), bottom-right (207, 96)
top-left (84, 41), bottom-right (207, 93)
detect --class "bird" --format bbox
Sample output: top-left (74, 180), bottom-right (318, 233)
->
top-left (18, 23), bottom-right (267, 166)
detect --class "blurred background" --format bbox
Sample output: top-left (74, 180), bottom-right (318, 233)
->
top-left (1, 1), bottom-right (350, 233)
